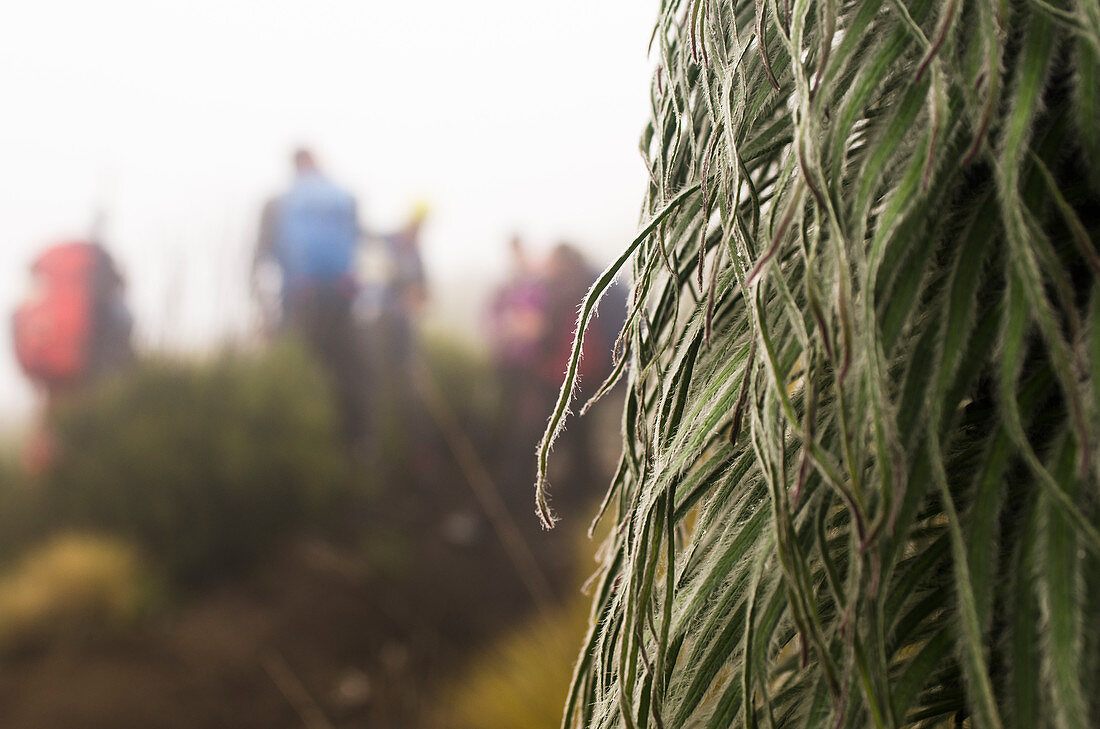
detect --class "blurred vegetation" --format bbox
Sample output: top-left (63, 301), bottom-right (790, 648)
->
top-left (367, 326), bottom-right (502, 470)
top-left (420, 328), bottom-right (500, 428)
top-left (0, 532), bottom-right (154, 651)
top-left (15, 341), bottom-right (354, 585)
top-left (0, 329), bottom-right (600, 723)
top-left (0, 451), bottom-right (37, 563)
top-left (442, 595), bottom-right (589, 729)
top-left (441, 523), bottom-right (605, 729)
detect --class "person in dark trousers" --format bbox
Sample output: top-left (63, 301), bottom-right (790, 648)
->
top-left (484, 236), bottom-right (554, 502)
top-left (253, 148), bottom-right (369, 448)
top-left (375, 203), bottom-right (429, 374)
top-left (538, 243), bottom-right (626, 498)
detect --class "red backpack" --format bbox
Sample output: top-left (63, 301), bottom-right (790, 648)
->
top-left (12, 241), bottom-right (99, 387)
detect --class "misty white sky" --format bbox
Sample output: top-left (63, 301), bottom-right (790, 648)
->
top-left (0, 0), bottom-right (658, 423)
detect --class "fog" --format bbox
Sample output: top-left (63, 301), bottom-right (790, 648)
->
top-left (0, 0), bottom-right (656, 422)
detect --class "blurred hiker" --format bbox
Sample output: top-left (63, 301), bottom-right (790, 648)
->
top-left (357, 203), bottom-right (431, 463)
top-left (485, 240), bottom-right (627, 502)
top-left (541, 243), bottom-right (620, 396)
top-left (487, 236), bottom-right (548, 382)
top-left (538, 243), bottom-right (625, 493)
top-left (375, 202), bottom-right (430, 372)
top-left (12, 239), bottom-right (134, 470)
top-left (253, 148), bottom-right (369, 447)
top-left (484, 236), bottom-right (555, 500)
top-left (488, 239), bottom-right (621, 403)
top-left (487, 240), bottom-right (549, 405)
top-left (13, 240), bottom-right (133, 396)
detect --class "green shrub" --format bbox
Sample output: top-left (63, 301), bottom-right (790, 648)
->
top-left (41, 341), bottom-right (352, 584)
top-left (0, 449), bottom-right (37, 565)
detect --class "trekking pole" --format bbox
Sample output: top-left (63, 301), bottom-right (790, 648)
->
top-left (411, 362), bottom-right (559, 618)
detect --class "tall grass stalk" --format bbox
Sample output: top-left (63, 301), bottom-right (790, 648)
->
top-left (538, 0), bottom-right (1100, 726)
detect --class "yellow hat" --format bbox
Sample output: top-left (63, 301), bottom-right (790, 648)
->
top-left (409, 200), bottom-right (431, 224)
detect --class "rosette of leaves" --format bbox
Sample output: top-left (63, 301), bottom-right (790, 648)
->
top-left (535, 0), bottom-right (1100, 727)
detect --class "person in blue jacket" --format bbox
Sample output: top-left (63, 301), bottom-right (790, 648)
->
top-left (253, 148), bottom-right (368, 447)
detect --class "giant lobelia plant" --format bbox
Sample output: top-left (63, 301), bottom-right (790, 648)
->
top-left (535, 0), bottom-right (1100, 726)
